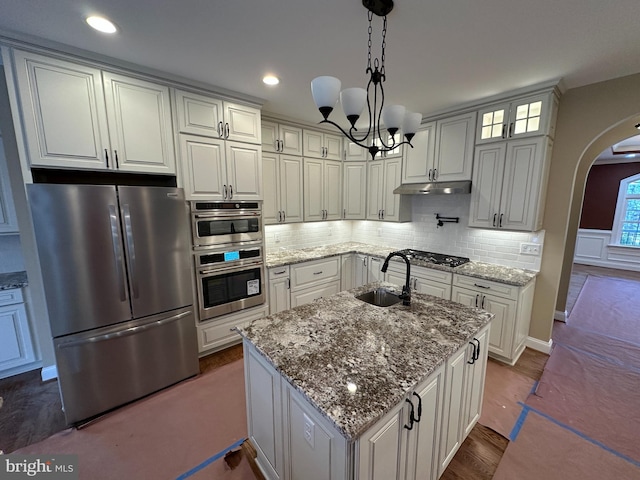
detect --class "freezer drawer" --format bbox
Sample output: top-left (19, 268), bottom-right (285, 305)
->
top-left (54, 306), bottom-right (198, 425)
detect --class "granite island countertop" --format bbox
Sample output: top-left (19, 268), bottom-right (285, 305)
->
top-left (0, 271), bottom-right (28, 290)
top-left (266, 242), bottom-right (537, 286)
top-left (238, 282), bottom-right (493, 440)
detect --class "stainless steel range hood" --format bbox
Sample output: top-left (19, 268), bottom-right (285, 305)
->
top-left (393, 180), bottom-right (472, 195)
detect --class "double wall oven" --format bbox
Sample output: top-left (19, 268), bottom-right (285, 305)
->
top-left (191, 201), bottom-right (266, 321)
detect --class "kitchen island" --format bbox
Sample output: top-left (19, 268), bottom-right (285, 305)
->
top-left (238, 282), bottom-right (493, 480)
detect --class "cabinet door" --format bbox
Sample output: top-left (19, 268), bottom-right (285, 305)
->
top-left (290, 281), bottom-right (341, 308)
top-left (269, 277), bottom-right (291, 315)
top-left (354, 254), bottom-right (369, 288)
top-left (225, 141), bottom-right (262, 200)
top-left (223, 102), bottom-right (261, 144)
top-left (385, 269), bottom-right (406, 290)
top-left (381, 158), bottom-right (402, 221)
top-left (476, 102), bottom-right (510, 144)
top-left (341, 254), bottom-right (355, 291)
top-left (413, 278), bottom-right (451, 300)
top-left (103, 72), bottom-right (176, 174)
top-left (468, 143), bottom-right (506, 228)
top-left (179, 135), bottom-right (226, 200)
top-left (12, 50), bottom-right (109, 169)
top-left (344, 140), bottom-right (369, 161)
top-left (280, 124), bottom-right (303, 155)
top-left (499, 137), bottom-right (545, 231)
top-left (0, 302), bottom-right (35, 374)
top-left (280, 155), bottom-right (304, 223)
top-left (508, 94), bottom-right (551, 140)
top-left (366, 160), bottom-right (384, 220)
top-left (438, 346), bottom-right (467, 475)
top-left (323, 133), bottom-right (343, 160)
top-left (402, 123), bottom-right (436, 184)
top-left (343, 162), bottom-right (367, 220)
top-left (303, 130), bottom-right (325, 158)
top-left (261, 120), bottom-right (280, 152)
top-left (304, 159), bottom-right (325, 221)
top-left (483, 294), bottom-right (516, 359)
top-left (174, 89), bottom-right (223, 137)
top-left (324, 160), bottom-right (343, 220)
top-left (462, 327), bottom-right (489, 438)
top-left (0, 138), bottom-right (18, 233)
top-left (433, 112), bottom-right (476, 182)
top-left (367, 256), bottom-right (384, 282)
top-left (407, 366), bottom-right (444, 480)
top-left (262, 153), bottom-right (280, 225)
top-left (358, 398), bottom-right (408, 480)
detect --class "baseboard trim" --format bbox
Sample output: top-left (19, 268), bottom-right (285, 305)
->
top-left (41, 364), bottom-right (58, 382)
top-left (526, 336), bottom-right (553, 354)
top-left (554, 310), bottom-right (567, 322)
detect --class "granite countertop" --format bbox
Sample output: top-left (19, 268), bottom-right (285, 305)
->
top-left (265, 242), bottom-right (537, 286)
top-left (238, 282), bottom-right (493, 440)
top-left (0, 271), bottom-right (28, 290)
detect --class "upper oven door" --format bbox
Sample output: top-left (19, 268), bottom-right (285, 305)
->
top-left (192, 212), bottom-right (262, 247)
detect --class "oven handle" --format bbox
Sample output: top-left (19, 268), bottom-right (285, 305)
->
top-left (194, 212), bottom-right (261, 219)
top-left (198, 262), bottom-right (264, 276)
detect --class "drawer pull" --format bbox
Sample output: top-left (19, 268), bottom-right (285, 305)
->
top-left (313, 271), bottom-right (323, 275)
top-left (274, 270), bottom-right (286, 275)
top-left (474, 283), bottom-right (490, 289)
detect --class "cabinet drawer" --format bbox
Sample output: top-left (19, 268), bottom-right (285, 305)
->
top-left (198, 305), bottom-right (268, 354)
top-left (386, 263), bottom-right (452, 284)
top-left (290, 280), bottom-right (341, 308)
top-left (0, 288), bottom-right (24, 307)
top-left (268, 266), bottom-right (290, 280)
top-left (452, 274), bottom-right (519, 300)
top-left (290, 257), bottom-right (340, 291)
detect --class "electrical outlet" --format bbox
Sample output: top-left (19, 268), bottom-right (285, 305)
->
top-left (377, 228), bottom-right (382, 236)
top-left (274, 233), bottom-right (280, 243)
top-left (303, 413), bottom-right (315, 448)
top-left (328, 227), bottom-right (333, 236)
top-left (520, 243), bottom-right (541, 256)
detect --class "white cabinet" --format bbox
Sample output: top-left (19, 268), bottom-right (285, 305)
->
top-left (452, 275), bottom-right (535, 365)
top-left (289, 257), bottom-right (341, 308)
top-left (0, 137), bottom-right (19, 234)
top-left (476, 92), bottom-right (559, 145)
top-left (342, 161), bottom-right (367, 220)
top-left (402, 112), bottom-right (476, 184)
top-left (303, 159), bottom-right (342, 221)
top-left (197, 304), bottom-right (267, 355)
top-left (175, 89), bottom-right (261, 144)
top-left (372, 133), bottom-right (404, 159)
top-left (385, 263), bottom-right (452, 300)
top-left (344, 140), bottom-right (369, 161)
top-left (469, 136), bottom-right (552, 231)
top-left (268, 266), bottom-right (291, 315)
top-left (179, 135), bottom-right (261, 200)
top-left (303, 129), bottom-right (342, 160)
top-left (0, 288), bottom-right (36, 378)
top-left (263, 153), bottom-right (303, 224)
top-left (438, 324), bottom-right (490, 476)
top-left (12, 50), bottom-right (176, 174)
top-left (262, 120), bottom-right (302, 155)
top-left (348, 254), bottom-right (384, 288)
top-left (367, 158), bottom-right (411, 222)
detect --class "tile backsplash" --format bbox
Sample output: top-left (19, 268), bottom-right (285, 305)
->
top-left (0, 234), bottom-right (25, 273)
top-left (265, 194), bottom-right (544, 271)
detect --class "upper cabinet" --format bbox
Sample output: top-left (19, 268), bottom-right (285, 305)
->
top-left (303, 158), bottom-right (342, 221)
top-left (469, 136), bottom-right (552, 231)
top-left (367, 157), bottom-right (411, 222)
top-left (12, 49), bottom-right (176, 174)
top-left (475, 92), bottom-right (558, 145)
top-left (402, 111), bottom-right (476, 184)
top-left (263, 153), bottom-right (303, 224)
top-left (342, 161), bottom-right (367, 220)
top-left (261, 120), bottom-right (302, 155)
top-left (303, 129), bottom-right (342, 160)
top-left (344, 140), bottom-right (369, 161)
top-left (0, 137), bottom-right (19, 234)
top-left (175, 89), bottom-right (261, 144)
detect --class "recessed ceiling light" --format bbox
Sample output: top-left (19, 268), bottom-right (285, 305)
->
top-left (263, 75), bottom-right (280, 86)
top-left (86, 16), bottom-right (117, 34)
top-left (635, 123), bottom-right (640, 130)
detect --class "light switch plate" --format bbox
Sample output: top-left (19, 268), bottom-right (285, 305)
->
top-left (520, 243), bottom-right (541, 256)
top-left (303, 413), bottom-right (315, 448)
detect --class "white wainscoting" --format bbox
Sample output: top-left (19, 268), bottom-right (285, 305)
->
top-left (574, 229), bottom-right (640, 271)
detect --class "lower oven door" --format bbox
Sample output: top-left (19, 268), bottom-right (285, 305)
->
top-left (197, 261), bottom-right (265, 321)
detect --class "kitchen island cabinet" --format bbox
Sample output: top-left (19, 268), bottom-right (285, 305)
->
top-left (239, 283), bottom-right (492, 480)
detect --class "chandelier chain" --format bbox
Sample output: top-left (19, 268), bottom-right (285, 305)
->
top-left (381, 15), bottom-right (387, 76)
top-left (367, 10), bottom-right (373, 71)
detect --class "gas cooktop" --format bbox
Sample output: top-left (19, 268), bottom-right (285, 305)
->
top-left (397, 249), bottom-right (470, 268)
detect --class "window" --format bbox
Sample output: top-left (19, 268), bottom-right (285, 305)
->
top-left (612, 174), bottom-right (640, 246)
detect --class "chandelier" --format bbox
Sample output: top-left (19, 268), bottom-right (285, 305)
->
top-left (310, 0), bottom-right (421, 160)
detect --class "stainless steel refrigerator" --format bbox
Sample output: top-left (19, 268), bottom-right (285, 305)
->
top-left (28, 184), bottom-right (198, 425)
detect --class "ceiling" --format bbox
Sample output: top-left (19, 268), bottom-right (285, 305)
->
top-left (1, 0), bottom-right (640, 128)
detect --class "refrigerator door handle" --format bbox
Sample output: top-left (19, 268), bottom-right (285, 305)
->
top-left (109, 205), bottom-right (128, 302)
top-left (58, 311), bottom-right (191, 348)
top-left (122, 204), bottom-right (139, 299)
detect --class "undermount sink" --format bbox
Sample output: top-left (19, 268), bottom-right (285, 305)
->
top-left (355, 288), bottom-right (402, 307)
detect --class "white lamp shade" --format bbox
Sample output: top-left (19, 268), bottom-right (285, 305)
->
top-left (311, 76), bottom-right (342, 109)
top-left (340, 88), bottom-right (367, 117)
top-left (382, 105), bottom-right (406, 130)
top-left (402, 112), bottom-right (422, 134)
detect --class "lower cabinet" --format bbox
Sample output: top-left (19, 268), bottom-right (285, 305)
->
top-left (268, 266), bottom-right (291, 315)
top-left (244, 323), bottom-right (490, 480)
top-left (452, 274), bottom-right (535, 365)
top-left (0, 288), bottom-right (36, 379)
top-left (289, 257), bottom-right (341, 308)
top-left (197, 304), bottom-right (268, 355)
top-left (385, 263), bottom-right (453, 300)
